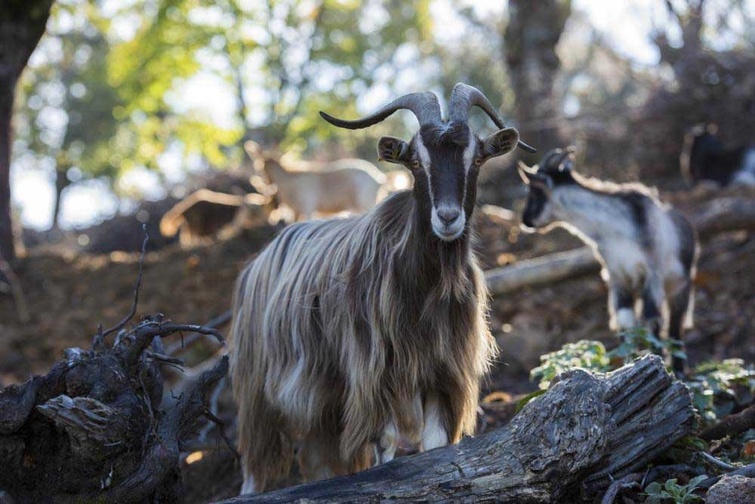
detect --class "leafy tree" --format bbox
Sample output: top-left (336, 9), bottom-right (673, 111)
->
top-left (15, 0), bottom-right (122, 228)
top-left (0, 0), bottom-right (55, 260)
top-left (107, 0), bottom-right (433, 165)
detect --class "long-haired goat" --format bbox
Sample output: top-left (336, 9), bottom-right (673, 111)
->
top-left (244, 141), bottom-right (388, 221)
top-left (230, 84), bottom-right (534, 494)
top-left (518, 148), bottom-right (698, 373)
top-left (680, 124), bottom-right (755, 187)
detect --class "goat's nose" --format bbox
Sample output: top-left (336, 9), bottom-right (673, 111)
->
top-left (437, 207), bottom-right (461, 225)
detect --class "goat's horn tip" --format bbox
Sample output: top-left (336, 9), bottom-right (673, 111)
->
top-left (517, 140), bottom-right (537, 154)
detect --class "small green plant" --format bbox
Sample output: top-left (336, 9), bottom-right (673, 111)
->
top-left (611, 327), bottom-right (686, 364)
top-left (529, 340), bottom-right (611, 390)
top-left (643, 475), bottom-right (706, 503)
top-left (685, 359), bottom-right (755, 425)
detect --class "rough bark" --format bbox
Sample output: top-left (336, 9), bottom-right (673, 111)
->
top-left (222, 355), bottom-right (694, 503)
top-left (0, 315), bottom-right (226, 503)
top-left (504, 0), bottom-right (571, 160)
top-left (0, 0), bottom-right (55, 261)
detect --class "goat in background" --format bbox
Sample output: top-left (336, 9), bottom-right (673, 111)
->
top-left (680, 123), bottom-right (755, 187)
top-left (518, 147), bottom-right (698, 373)
top-left (244, 141), bottom-right (387, 222)
top-left (159, 189), bottom-right (270, 246)
top-left (230, 84), bottom-right (534, 494)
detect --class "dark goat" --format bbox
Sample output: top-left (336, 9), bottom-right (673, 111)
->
top-left (519, 148), bottom-right (698, 373)
top-left (680, 124), bottom-right (755, 186)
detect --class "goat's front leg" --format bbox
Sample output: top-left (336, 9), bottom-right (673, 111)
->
top-left (640, 278), bottom-right (664, 338)
top-left (421, 393), bottom-right (449, 451)
top-left (608, 281), bottom-right (636, 332)
top-left (376, 420), bottom-right (399, 464)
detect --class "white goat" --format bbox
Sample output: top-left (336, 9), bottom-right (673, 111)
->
top-left (518, 147), bottom-right (698, 373)
top-left (244, 141), bottom-right (387, 221)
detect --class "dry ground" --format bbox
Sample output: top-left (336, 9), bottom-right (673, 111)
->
top-left (0, 186), bottom-right (752, 500)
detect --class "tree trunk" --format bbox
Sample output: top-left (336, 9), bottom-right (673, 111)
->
top-left (51, 167), bottom-right (69, 229)
top-left (0, 73), bottom-right (15, 262)
top-left (221, 355), bottom-right (693, 503)
top-left (0, 0), bottom-right (55, 261)
top-left (504, 0), bottom-right (571, 160)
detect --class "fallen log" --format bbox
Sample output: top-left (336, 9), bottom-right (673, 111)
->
top-left (485, 196), bottom-right (755, 296)
top-left (485, 247), bottom-right (599, 295)
top-left (222, 355), bottom-right (694, 503)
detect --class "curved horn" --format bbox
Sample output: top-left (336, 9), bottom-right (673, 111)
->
top-left (449, 83), bottom-right (537, 153)
top-left (319, 91), bottom-right (441, 130)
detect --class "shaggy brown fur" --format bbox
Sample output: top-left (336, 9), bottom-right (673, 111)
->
top-left (229, 190), bottom-right (496, 492)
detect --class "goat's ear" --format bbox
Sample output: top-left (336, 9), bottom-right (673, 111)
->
top-left (482, 127), bottom-right (520, 160)
top-left (377, 136), bottom-right (411, 165)
top-left (517, 163), bottom-right (552, 191)
top-left (560, 145), bottom-right (577, 172)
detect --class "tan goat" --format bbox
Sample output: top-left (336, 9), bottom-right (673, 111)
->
top-left (244, 141), bottom-right (387, 221)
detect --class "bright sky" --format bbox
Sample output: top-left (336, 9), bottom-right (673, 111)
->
top-left (9, 0), bottom-right (676, 230)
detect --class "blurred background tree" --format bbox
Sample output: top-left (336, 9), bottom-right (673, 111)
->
top-left (1, 0), bottom-right (54, 260)
top-left (14, 0), bottom-right (121, 229)
top-left (4, 0), bottom-right (755, 248)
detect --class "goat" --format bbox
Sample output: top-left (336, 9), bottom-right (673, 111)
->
top-left (680, 124), bottom-right (755, 187)
top-left (229, 84), bottom-right (534, 494)
top-left (244, 141), bottom-right (387, 221)
top-left (518, 147), bottom-right (698, 373)
top-left (159, 189), bottom-right (269, 246)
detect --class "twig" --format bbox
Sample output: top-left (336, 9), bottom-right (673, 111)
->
top-left (166, 310), bottom-right (232, 355)
top-left (601, 473), bottom-right (642, 504)
top-left (101, 225), bottom-right (149, 339)
top-left (203, 398), bottom-right (240, 460)
top-left (197, 375), bottom-right (225, 443)
top-left (699, 462), bottom-right (755, 489)
top-left (642, 464), bottom-right (705, 488)
top-left (698, 451), bottom-right (737, 471)
top-left (0, 251), bottom-right (29, 323)
top-left (121, 318), bottom-right (224, 370)
top-left (700, 404), bottom-right (755, 441)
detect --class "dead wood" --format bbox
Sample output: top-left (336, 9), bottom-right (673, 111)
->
top-left (485, 196), bottom-right (755, 296)
top-left (485, 247), bottom-right (599, 295)
top-left (700, 404), bottom-right (755, 441)
top-left (0, 315), bottom-right (226, 503)
top-left (221, 355), bottom-right (694, 503)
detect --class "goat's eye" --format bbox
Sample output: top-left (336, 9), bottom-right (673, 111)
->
top-left (474, 157), bottom-right (483, 167)
top-left (411, 160), bottom-right (420, 170)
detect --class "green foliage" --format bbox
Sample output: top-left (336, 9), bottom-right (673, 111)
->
top-left (643, 475), bottom-right (706, 504)
top-left (685, 359), bottom-right (755, 425)
top-left (610, 327), bottom-right (687, 364)
top-left (530, 328), bottom-right (692, 391)
top-left (529, 340), bottom-right (611, 390)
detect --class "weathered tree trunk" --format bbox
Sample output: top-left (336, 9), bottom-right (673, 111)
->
top-left (0, 315), bottom-right (227, 503)
top-left (0, 0), bottom-right (55, 261)
top-left (221, 355), bottom-right (693, 503)
top-left (504, 0), bottom-right (571, 160)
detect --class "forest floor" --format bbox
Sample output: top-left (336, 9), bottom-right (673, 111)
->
top-left (0, 185), bottom-right (752, 501)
